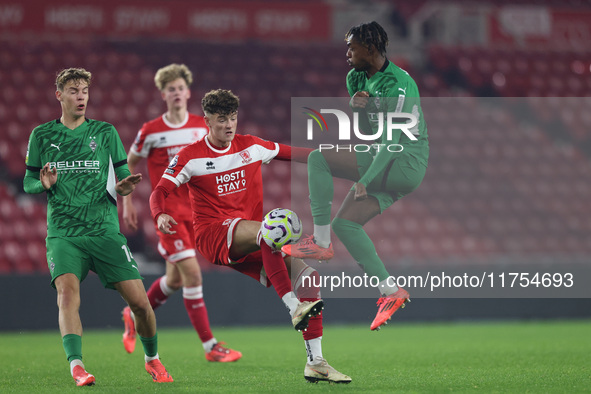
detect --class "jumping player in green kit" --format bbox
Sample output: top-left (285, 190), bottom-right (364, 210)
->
top-left (283, 21), bottom-right (429, 331)
top-left (23, 68), bottom-right (173, 386)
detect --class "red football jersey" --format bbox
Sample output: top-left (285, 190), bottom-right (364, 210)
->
top-left (131, 113), bottom-right (208, 220)
top-left (160, 134), bottom-right (281, 232)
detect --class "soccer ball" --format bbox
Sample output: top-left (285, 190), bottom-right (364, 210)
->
top-left (260, 208), bottom-right (303, 251)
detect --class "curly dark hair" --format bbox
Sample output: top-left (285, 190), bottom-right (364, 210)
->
top-left (201, 89), bottom-right (240, 116)
top-left (345, 21), bottom-right (389, 56)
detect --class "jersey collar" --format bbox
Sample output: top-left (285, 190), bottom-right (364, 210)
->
top-left (56, 118), bottom-right (90, 124)
top-left (162, 112), bottom-right (189, 129)
top-left (205, 135), bottom-right (232, 153)
top-left (366, 59), bottom-right (390, 79)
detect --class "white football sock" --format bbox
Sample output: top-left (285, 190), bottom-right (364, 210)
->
top-left (282, 291), bottom-right (299, 316)
top-left (305, 337), bottom-right (323, 365)
top-left (203, 338), bottom-right (217, 352)
top-left (183, 285), bottom-right (203, 299)
top-left (160, 275), bottom-right (175, 296)
top-left (145, 353), bottom-right (160, 363)
top-left (378, 278), bottom-right (399, 296)
top-left (313, 225), bottom-right (331, 248)
top-left (70, 359), bottom-right (84, 376)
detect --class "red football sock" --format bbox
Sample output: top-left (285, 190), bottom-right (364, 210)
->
top-left (260, 242), bottom-right (292, 298)
top-left (302, 311), bottom-right (323, 340)
top-left (146, 276), bottom-right (173, 310)
top-left (296, 267), bottom-right (323, 340)
top-left (183, 286), bottom-right (214, 343)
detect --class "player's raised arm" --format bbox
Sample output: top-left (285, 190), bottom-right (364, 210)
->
top-left (274, 143), bottom-right (313, 163)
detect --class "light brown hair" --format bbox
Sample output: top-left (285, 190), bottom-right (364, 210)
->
top-left (55, 68), bottom-right (92, 91)
top-left (154, 63), bottom-right (193, 91)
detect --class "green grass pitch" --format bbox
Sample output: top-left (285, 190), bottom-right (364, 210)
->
top-left (1, 321), bottom-right (590, 393)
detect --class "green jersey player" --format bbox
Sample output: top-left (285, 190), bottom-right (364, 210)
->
top-left (23, 68), bottom-right (173, 386)
top-left (283, 21), bottom-right (429, 331)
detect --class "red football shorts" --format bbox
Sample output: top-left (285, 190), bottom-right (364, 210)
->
top-left (195, 217), bottom-right (270, 287)
top-left (155, 219), bottom-right (197, 263)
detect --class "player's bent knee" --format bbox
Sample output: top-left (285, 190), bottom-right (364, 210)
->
top-left (308, 149), bottom-right (325, 169)
top-left (127, 297), bottom-right (153, 317)
top-left (331, 216), bottom-right (347, 238)
top-left (166, 276), bottom-right (183, 290)
top-left (56, 289), bottom-right (80, 310)
top-left (293, 265), bottom-right (321, 300)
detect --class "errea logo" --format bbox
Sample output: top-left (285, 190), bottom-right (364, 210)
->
top-left (206, 161), bottom-right (215, 170)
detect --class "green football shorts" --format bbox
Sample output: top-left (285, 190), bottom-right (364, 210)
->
top-left (46, 232), bottom-right (142, 289)
top-left (355, 150), bottom-right (427, 213)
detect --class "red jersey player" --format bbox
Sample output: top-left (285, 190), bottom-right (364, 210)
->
top-left (150, 89), bottom-right (351, 383)
top-left (121, 64), bottom-right (241, 362)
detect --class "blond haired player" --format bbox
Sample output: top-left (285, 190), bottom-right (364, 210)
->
top-left (122, 64), bottom-right (241, 362)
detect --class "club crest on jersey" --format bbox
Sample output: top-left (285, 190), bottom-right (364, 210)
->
top-left (239, 150), bottom-right (252, 164)
top-left (206, 161), bottom-right (215, 170)
top-left (89, 137), bottom-right (97, 152)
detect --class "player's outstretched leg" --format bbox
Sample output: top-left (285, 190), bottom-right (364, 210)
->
top-left (293, 262), bottom-right (351, 383)
top-left (370, 287), bottom-right (411, 331)
top-left (330, 217), bottom-right (410, 330)
top-left (282, 235), bottom-right (334, 261)
top-left (122, 306), bottom-right (136, 353)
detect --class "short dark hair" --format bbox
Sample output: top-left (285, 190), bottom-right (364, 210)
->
top-left (345, 21), bottom-right (389, 56)
top-left (201, 89), bottom-right (240, 116)
top-left (55, 68), bottom-right (92, 91)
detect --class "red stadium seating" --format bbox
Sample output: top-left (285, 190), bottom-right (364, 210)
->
top-left (1, 37), bottom-right (590, 273)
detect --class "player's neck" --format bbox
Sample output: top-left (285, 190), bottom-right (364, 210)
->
top-left (366, 56), bottom-right (387, 79)
top-left (60, 115), bottom-right (85, 130)
top-left (207, 134), bottom-right (230, 149)
top-left (164, 109), bottom-right (187, 125)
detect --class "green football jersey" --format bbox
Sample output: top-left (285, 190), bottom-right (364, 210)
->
top-left (346, 60), bottom-right (429, 187)
top-left (24, 119), bottom-right (131, 237)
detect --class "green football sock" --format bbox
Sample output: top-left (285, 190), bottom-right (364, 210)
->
top-left (308, 150), bottom-right (333, 226)
top-left (139, 333), bottom-right (158, 358)
top-left (331, 217), bottom-right (390, 281)
top-left (62, 333), bottom-right (82, 362)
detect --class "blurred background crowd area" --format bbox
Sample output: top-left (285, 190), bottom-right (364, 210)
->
top-left (1, 0), bottom-right (591, 274)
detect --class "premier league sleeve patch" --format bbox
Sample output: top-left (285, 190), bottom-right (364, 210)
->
top-left (165, 155), bottom-right (179, 175)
